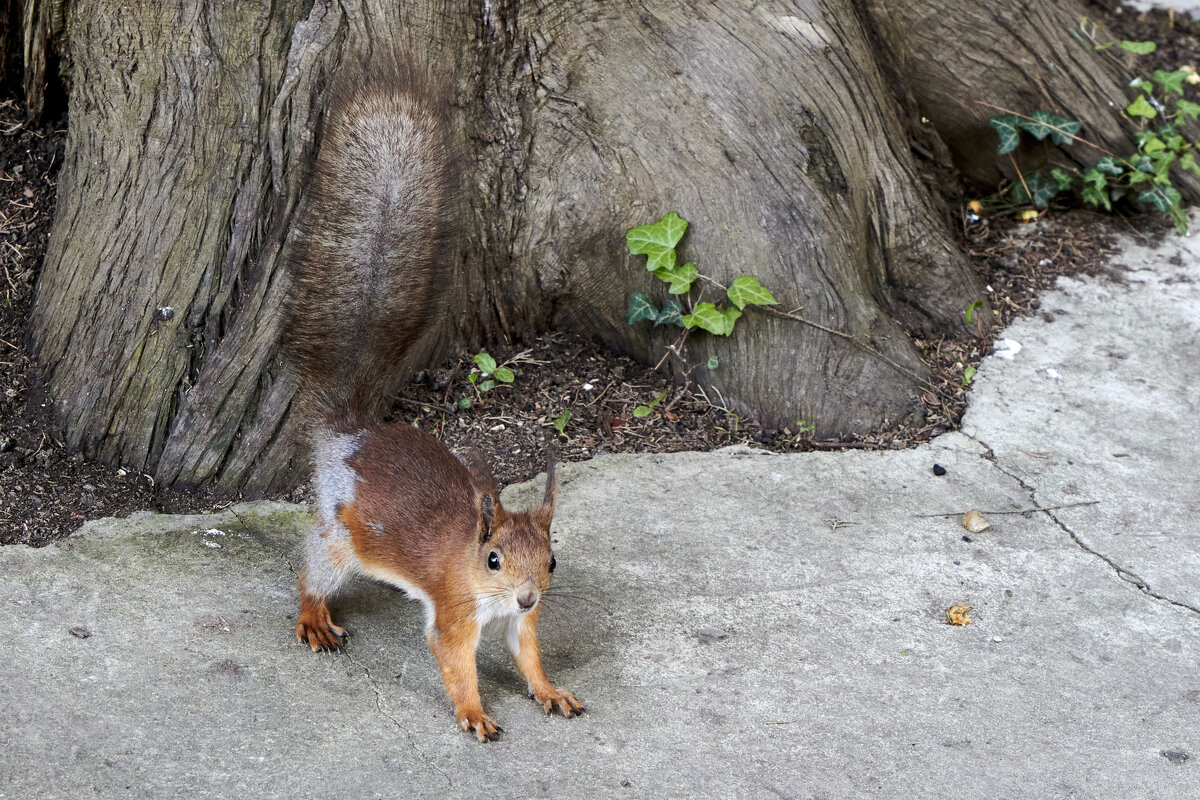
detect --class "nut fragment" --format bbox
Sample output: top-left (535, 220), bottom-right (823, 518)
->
top-left (961, 509), bottom-right (991, 533)
top-left (945, 604), bottom-right (973, 626)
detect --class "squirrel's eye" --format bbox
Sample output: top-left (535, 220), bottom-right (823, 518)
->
top-left (549, 556), bottom-right (556, 573)
top-left (487, 551), bottom-right (500, 570)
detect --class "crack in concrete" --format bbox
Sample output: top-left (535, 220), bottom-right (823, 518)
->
top-left (963, 433), bottom-right (1200, 618)
top-left (342, 648), bottom-right (453, 787)
top-left (282, 556), bottom-right (453, 783)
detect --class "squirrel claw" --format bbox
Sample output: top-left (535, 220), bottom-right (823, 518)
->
top-left (460, 713), bottom-right (503, 743)
top-left (295, 618), bottom-right (347, 652)
top-left (535, 687), bottom-right (584, 718)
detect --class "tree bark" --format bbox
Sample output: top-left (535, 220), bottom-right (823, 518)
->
top-left (866, 0), bottom-right (1200, 199)
top-left (26, 0), bottom-right (1082, 493)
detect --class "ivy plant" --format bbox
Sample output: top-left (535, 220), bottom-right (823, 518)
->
top-left (983, 38), bottom-right (1199, 233)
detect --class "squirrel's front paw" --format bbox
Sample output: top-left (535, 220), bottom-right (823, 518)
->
top-left (459, 711), bottom-right (503, 743)
top-left (530, 686), bottom-right (585, 718)
top-left (295, 614), bottom-right (347, 652)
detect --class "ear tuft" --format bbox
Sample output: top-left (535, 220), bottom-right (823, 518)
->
top-left (479, 492), bottom-right (495, 543)
top-left (536, 453), bottom-right (558, 532)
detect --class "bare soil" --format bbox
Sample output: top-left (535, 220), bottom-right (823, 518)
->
top-left (0, 3), bottom-right (1192, 546)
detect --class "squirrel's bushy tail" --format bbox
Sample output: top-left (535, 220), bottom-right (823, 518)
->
top-left (282, 52), bottom-right (458, 428)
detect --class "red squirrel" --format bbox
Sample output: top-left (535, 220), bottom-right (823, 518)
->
top-left (279, 53), bottom-right (583, 742)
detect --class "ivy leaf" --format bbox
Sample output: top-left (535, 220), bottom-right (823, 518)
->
top-left (653, 261), bottom-right (698, 294)
top-left (726, 276), bottom-right (778, 310)
top-left (1081, 184), bottom-right (1112, 212)
top-left (1120, 40), bottom-right (1157, 55)
top-left (493, 367), bottom-right (515, 383)
top-left (626, 292), bottom-right (659, 326)
top-left (1050, 168), bottom-right (1074, 192)
top-left (1082, 168), bottom-right (1108, 191)
top-left (1177, 99), bottom-right (1200, 120)
top-left (1018, 111), bottom-right (1082, 146)
top-left (479, 379), bottom-right (495, 393)
top-left (1128, 169), bottom-right (1154, 185)
top-left (1138, 183), bottom-right (1182, 214)
top-left (1180, 151), bottom-right (1200, 176)
top-left (1095, 156), bottom-right (1124, 176)
top-left (1152, 68), bottom-right (1189, 95)
top-left (1010, 171), bottom-right (1062, 209)
top-left (627, 211), bottom-right (687, 272)
top-left (654, 298), bottom-right (684, 328)
top-left (707, 356), bottom-right (719, 370)
top-left (682, 302), bottom-right (742, 336)
top-left (473, 353), bottom-right (498, 374)
top-left (988, 114), bottom-right (1022, 155)
top-left (1141, 135), bottom-right (1166, 154)
top-left (1126, 94), bottom-right (1157, 119)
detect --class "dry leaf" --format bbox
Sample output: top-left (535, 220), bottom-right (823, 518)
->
top-left (961, 509), bottom-right (991, 533)
top-left (966, 200), bottom-right (983, 213)
top-left (1016, 209), bottom-right (1039, 222)
top-left (945, 603), bottom-right (972, 626)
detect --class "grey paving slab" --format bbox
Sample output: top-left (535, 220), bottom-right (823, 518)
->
top-left (2, 219), bottom-right (1199, 798)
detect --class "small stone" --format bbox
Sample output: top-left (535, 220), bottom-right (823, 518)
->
top-left (932, 464), bottom-right (947, 476)
top-left (69, 627), bottom-right (90, 639)
top-left (697, 627), bottom-right (727, 643)
top-left (961, 509), bottom-right (991, 533)
top-left (1161, 751), bottom-right (1189, 765)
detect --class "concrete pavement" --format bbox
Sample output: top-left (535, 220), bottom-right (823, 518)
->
top-left (2, 217), bottom-right (1198, 798)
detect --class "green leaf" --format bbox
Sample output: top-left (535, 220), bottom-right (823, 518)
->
top-left (648, 391), bottom-right (666, 410)
top-left (988, 114), bottom-right (1022, 155)
top-left (1081, 184), bottom-right (1112, 211)
top-left (726, 276), bottom-right (778, 310)
top-left (632, 405), bottom-right (651, 418)
top-left (965, 299), bottom-right (984, 324)
top-left (1141, 135), bottom-right (1166, 154)
top-left (468, 372), bottom-right (479, 385)
top-left (1153, 68), bottom-right (1189, 95)
top-left (1138, 183), bottom-right (1183, 214)
top-left (1010, 171), bottom-right (1062, 209)
top-left (1128, 169), bottom-right (1154, 185)
top-left (1127, 94), bottom-right (1157, 119)
top-left (653, 261), bottom-right (697, 294)
top-left (458, 397), bottom-right (472, 410)
top-left (1120, 40), bottom-right (1157, 55)
top-left (1180, 151), bottom-right (1200, 176)
top-left (1050, 168), bottom-right (1074, 192)
top-left (654, 298), bottom-right (684, 328)
top-left (1177, 99), bottom-right (1200, 120)
top-left (1018, 111), bottom-right (1082, 146)
top-left (493, 367), bottom-right (515, 383)
top-left (1082, 168), bottom-right (1108, 190)
top-left (479, 379), bottom-right (495, 393)
top-left (553, 410), bottom-right (570, 436)
top-left (627, 211), bottom-right (688, 273)
top-left (682, 303), bottom-right (742, 336)
top-left (707, 356), bottom-right (719, 370)
top-left (626, 292), bottom-right (659, 326)
top-left (1095, 156), bottom-right (1124, 176)
top-left (963, 367), bottom-right (977, 386)
top-left (473, 352), bottom-right (497, 374)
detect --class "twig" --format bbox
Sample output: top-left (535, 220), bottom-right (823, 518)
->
top-left (916, 500), bottom-right (1099, 519)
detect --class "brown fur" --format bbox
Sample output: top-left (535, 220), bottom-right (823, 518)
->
top-left (284, 55), bottom-right (579, 742)
top-left (280, 52), bottom-right (459, 426)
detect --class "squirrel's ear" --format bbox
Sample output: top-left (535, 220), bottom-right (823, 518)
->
top-left (457, 446), bottom-right (497, 495)
top-left (479, 492), bottom-right (495, 543)
top-left (535, 456), bottom-right (558, 532)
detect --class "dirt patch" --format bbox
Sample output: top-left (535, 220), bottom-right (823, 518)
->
top-left (0, 4), bottom-right (1191, 546)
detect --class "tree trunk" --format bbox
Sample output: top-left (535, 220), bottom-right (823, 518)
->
top-left (20, 0), bottom-right (1139, 493)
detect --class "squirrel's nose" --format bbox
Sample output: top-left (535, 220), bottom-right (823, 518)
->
top-left (516, 588), bottom-right (538, 611)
